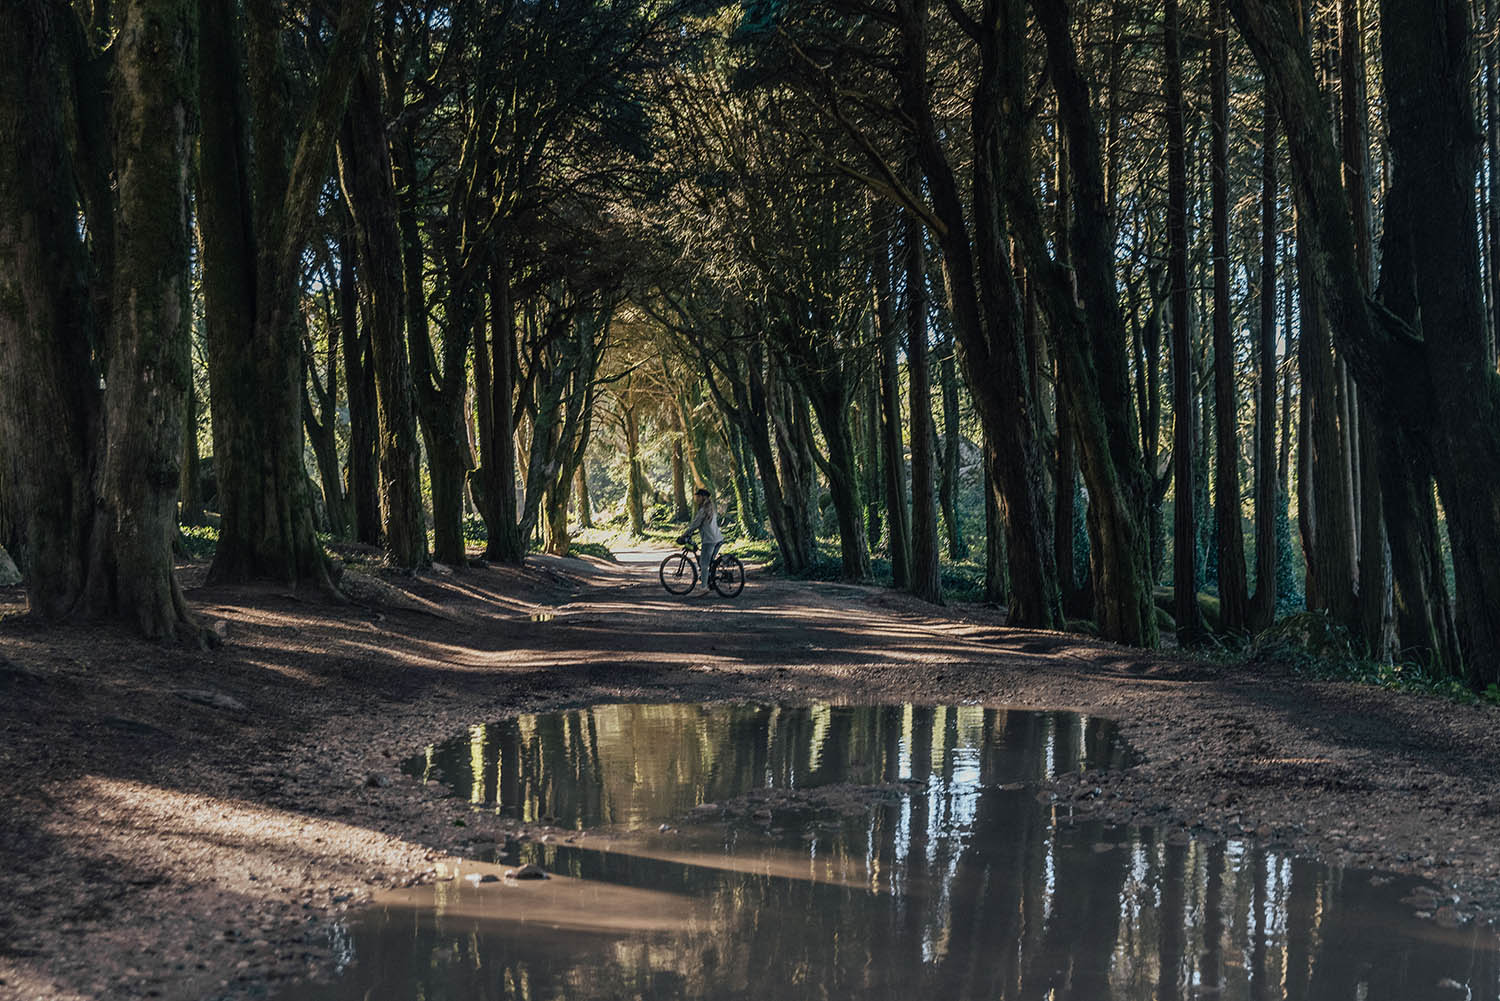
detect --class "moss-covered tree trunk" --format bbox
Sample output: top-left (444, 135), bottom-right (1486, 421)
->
top-left (574, 461), bottom-right (593, 531)
top-left (624, 403), bottom-right (647, 538)
top-left (85, 0), bottom-right (201, 638)
top-left (670, 413), bottom-right (691, 522)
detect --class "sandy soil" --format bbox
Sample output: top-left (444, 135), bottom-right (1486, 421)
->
top-left (3, 547), bottom-right (1500, 1000)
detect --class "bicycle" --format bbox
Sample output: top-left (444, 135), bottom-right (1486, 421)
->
top-left (659, 542), bottom-right (745, 598)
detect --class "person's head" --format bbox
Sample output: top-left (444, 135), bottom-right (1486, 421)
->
top-left (695, 488), bottom-right (712, 508)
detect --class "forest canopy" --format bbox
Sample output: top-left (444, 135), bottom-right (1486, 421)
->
top-left (3, 0), bottom-right (1499, 686)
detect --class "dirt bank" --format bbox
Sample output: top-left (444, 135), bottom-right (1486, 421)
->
top-left (3, 549), bottom-right (1500, 1000)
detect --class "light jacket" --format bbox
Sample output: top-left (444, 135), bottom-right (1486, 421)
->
top-left (688, 500), bottom-right (723, 547)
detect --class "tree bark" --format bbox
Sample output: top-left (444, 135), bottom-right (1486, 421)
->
top-left (873, 211), bottom-right (912, 588)
top-left (1210, 0), bottom-right (1250, 633)
top-left (0, 0), bottom-right (103, 621)
top-left (983, 434), bottom-right (1007, 604)
top-left (1167, 0), bottom-right (1206, 642)
top-left (1026, 0), bottom-right (1159, 645)
top-left (481, 249), bottom-right (523, 562)
top-left (339, 220), bottom-right (380, 545)
top-left (85, 0), bottom-right (201, 638)
top-left (1250, 92), bottom-right (1280, 629)
top-left (1228, 0), bottom-right (1495, 675)
top-left (198, 0), bottom-right (367, 589)
top-left (624, 403), bottom-right (648, 537)
top-left (938, 323), bottom-right (966, 561)
top-left (575, 461), bottom-right (593, 531)
top-left (338, 58), bottom-right (425, 569)
top-left (896, 0), bottom-right (1060, 627)
top-left (302, 301), bottom-right (348, 538)
top-left (905, 207), bottom-right (943, 602)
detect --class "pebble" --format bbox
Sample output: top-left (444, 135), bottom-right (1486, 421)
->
top-left (506, 864), bottom-right (548, 880)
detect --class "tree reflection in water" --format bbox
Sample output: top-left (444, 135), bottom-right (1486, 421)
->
top-left (279, 704), bottom-right (1497, 1000)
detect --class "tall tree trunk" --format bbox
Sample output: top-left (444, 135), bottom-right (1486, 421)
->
top-left (705, 344), bottom-right (799, 566)
top-left (897, 0), bottom-right (1060, 627)
top-left (203, 0), bottom-right (367, 589)
top-left (984, 435), bottom-right (1007, 604)
top-left (873, 213), bottom-right (912, 588)
top-left (1250, 92), bottom-right (1280, 629)
top-left (670, 412), bottom-right (690, 522)
top-left (1482, 0), bottom-right (1494, 367)
top-left (88, 0), bottom-right (201, 638)
top-left (938, 324), bottom-right (967, 561)
top-left (1211, 0), bottom-right (1250, 633)
top-left (1166, 0), bottom-right (1206, 642)
top-left (481, 249), bottom-right (523, 563)
top-left (1054, 373), bottom-right (1078, 607)
top-left (771, 370), bottom-right (819, 571)
top-left (302, 303), bottom-right (348, 538)
top-left (1228, 0), bottom-right (1490, 674)
top-left (338, 60), bottom-right (425, 569)
top-left (1381, 0), bottom-right (1500, 684)
top-left (863, 362), bottom-right (884, 551)
top-left (905, 207), bottom-right (943, 602)
top-left (1048, 111), bottom-right (1079, 613)
top-left (575, 461), bottom-right (593, 531)
top-left (624, 404), bottom-right (648, 538)
top-left (1296, 217), bottom-right (1358, 628)
top-left (1339, 0), bottom-right (1394, 656)
top-left (1029, 0), bottom-right (1158, 645)
top-left (339, 221), bottom-right (380, 545)
top-left (198, 0), bottom-right (359, 591)
top-left (722, 422), bottom-right (754, 538)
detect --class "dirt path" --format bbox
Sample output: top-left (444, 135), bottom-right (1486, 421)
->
top-left (3, 551), bottom-right (1500, 1000)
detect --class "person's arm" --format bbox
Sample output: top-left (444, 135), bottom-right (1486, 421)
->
top-left (686, 504), bottom-right (707, 533)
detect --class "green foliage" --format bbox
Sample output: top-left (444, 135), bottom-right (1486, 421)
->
top-left (462, 515), bottom-right (489, 545)
top-left (566, 541), bottom-right (618, 563)
top-left (177, 525), bottom-right (219, 560)
top-left (1274, 492), bottom-right (1304, 614)
top-left (1250, 610), bottom-right (1482, 704)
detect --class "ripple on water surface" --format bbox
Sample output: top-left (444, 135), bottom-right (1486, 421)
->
top-left (275, 702), bottom-right (1499, 1001)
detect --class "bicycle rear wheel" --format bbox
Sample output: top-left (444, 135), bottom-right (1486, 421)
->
top-left (659, 552), bottom-right (698, 595)
top-left (711, 554), bottom-right (745, 597)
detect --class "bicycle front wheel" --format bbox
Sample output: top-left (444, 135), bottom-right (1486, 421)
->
top-left (711, 555), bottom-right (745, 597)
top-left (659, 552), bottom-right (698, 595)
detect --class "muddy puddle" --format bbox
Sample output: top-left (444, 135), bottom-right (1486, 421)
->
top-left (279, 703), bottom-right (1500, 1000)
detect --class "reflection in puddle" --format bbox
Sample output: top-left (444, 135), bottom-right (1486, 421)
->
top-left (282, 703), bottom-right (1499, 1000)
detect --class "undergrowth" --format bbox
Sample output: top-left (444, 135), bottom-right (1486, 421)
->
top-left (1248, 611), bottom-right (1492, 706)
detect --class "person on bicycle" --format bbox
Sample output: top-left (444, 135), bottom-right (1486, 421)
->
top-left (677, 487), bottom-right (723, 591)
